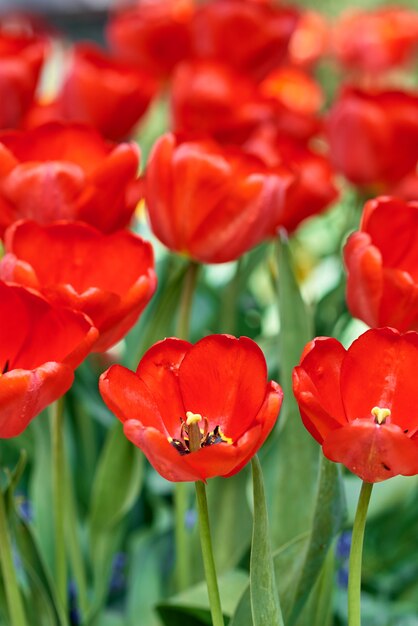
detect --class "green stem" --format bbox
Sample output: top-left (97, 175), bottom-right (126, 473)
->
top-left (0, 484), bottom-right (28, 626)
top-left (50, 396), bottom-right (67, 614)
top-left (348, 481), bottom-right (373, 626)
top-left (176, 261), bottom-right (199, 340)
top-left (64, 457), bottom-right (88, 617)
top-left (174, 260), bottom-right (199, 591)
top-left (195, 481), bottom-right (224, 626)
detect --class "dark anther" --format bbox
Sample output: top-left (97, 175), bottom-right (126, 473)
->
top-left (382, 463), bottom-right (391, 471)
top-left (404, 429), bottom-right (409, 434)
top-left (2, 360), bottom-right (9, 374)
top-left (170, 438), bottom-right (190, 456)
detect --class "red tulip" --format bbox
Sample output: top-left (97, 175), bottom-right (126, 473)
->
top-left (100, 335), bottom-right (283, 482)
top-left (170, 60), bottom-right (271, 143)
top-left (293, 327), bottom-right (418, 482)
top-left (191, 0), bottom-right (300, 80)
top-left (0, 220), bottom-right (157, 352)
top-left (0, 122), bottom-right (141, 236)
top-left (0, 281), bottom-right (98, 438)
top-left (344, 196), bottom-right (418, 332)
top-left (257, 66), bottom-right (323, 141)
top-left (144, 132), bottom-right (293, 263)
top-left (106, 0), bottom-right (194, 78)
top-left (0, 29), bottom-right (47, 129)
top-left (332, 7), bottom-right (418, 74)
top-left (327, 86), bottom-right (418, 190)
top-left (244, 128), bottom-right (339, 232)
top-left (57, 44), bottom-right (157, 141)
top-left (288, 11), bottom-right (329, 69)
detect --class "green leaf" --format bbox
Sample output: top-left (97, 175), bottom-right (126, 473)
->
top-left (230, 439), bottom-right (345, 624)
top-left (89, 423), bottom-right (144, 532)
top-left (294, 546), bottom-right (335, 626)
top-left (157, 570), bottom-right (248, 626)
top-left (230, 534), bottom-right (309, 626)
top-left (287, 458), bottom-right (346, 625)
top-left (29, 418), bottom-right (54, 574)
top-left (126, 529), bottom-right (166, 626)
top-left (250, 456), bottom-right (283, 626)
top-left (263, 234), bottom-right (319, 550)
top-left (87, 423), bottom-right (145, 621)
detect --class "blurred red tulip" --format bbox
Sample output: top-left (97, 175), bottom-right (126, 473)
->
top-left (288, 10), bottom-right (329, 68)
top-left (54, 44), bottom-right (157, 141)
top-left (171, 60), bottom-right (271, 143)
top-left (107, 0), bottom-right (194, 78)
top-left (0, 122), bottom-right (141, 236)
top-left (0, 220), bottom-right (157, 352)
top-left (0, 280), bottom-right (97, 438)
top-left (257, 66), bottom-right (323, 140)
top-left (327, 86), bottom-right (418, 190)
top-left (0, 29), bottom-right (47, 129)
top-left (244, 128), bottom-right (339, 232)
top-left (100, 335), bottom-right (283, 482)
top-left (144, 132), bottom-right (293, 263)
top-left (191, 0), bottom-right (300, 80)
top-left (344, 196), bottom-right (418, 332)
top-left (293, 327), bottom-right (418, 482)
top-left (332, 6), bottom-right (418, 74)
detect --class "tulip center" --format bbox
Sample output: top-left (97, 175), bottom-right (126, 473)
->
top-left (371, 406), bottom-right (391, 425)
top-left (0, 360), bottom-right (9, 376)
top-left (169, 411), bottom-right (233, 455)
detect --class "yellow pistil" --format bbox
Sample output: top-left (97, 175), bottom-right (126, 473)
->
top-left (186, 411), bottom-right (203, 426)
top-left (371, 406), bottom-right (391, 425)
top-left (185, 412), bottom-right (203, 452)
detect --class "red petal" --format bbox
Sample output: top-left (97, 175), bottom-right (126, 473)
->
top-left (0, 364), bottom-right (73, 438)
top-left (123, 422), bottom-right (202, 482)
top-left (136, 338), bottom-right (191, 437)
top-left (344, 231), bottom-right (382, 327)
top-left (292, 337), bottom-right (347, 442)
top-left (99, 364), bottom-right (166, 432)
top-left (178, 334), bottom-right (268, 440)
top-left (341, 328), bottom-right (418, 433)
top-left (323, 420), bottom-right (418, 482)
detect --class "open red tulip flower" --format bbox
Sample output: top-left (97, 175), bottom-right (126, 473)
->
top-left (191, 0), bottom-right (300, 80)
top-left (332, 7), bottom-right (418, 75)
top-left (0, 29), bottom-right (47, 130)
top-left (0, 280), bottom-right (98, 438)
top-left (327, 86), bottom-right (418, 191)
top-left (106, 0), bottom-right (194, 79)
top-left (344, 196), bottom-right (418, 332)
top-left (99, 335), bottom-right (283, 482)
top-left (0, 220), bottom-right (157, 352)
top-left (170, 60), bottom-right (271, 144)
top-left (293, 327), bottom-right (418, 483)
top-left (144, 132), bottom-right (293, 263)
top-left (0, 122), bottom-right (141, 237)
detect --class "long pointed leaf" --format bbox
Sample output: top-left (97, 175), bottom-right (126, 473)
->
top-left (250, 456), bottom-right (283, 626)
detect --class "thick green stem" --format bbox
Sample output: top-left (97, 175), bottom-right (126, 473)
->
top-left (174, 260), bottom-right (199, 591)
top-left (195, 481), bottom-right (224, 626)
top-left (0, 485), bottom-right (28, 626)
top-left (348, 481), bottom-right (373, 626)
top-left (50, 396), bottom-right (67, 614)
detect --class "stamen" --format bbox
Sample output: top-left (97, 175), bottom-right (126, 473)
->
top-left (169, 412), bottom-right (233, 455)
top-left (371, 406), bottom-right (391, 425)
